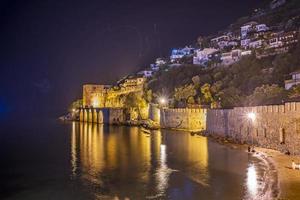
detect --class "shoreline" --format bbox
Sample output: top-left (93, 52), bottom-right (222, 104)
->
top-left (255, 147), bottom-right (300, 200)
top-left (68, 121), bottom-right (300, 199)
top-left (202, 132), bottom-right (300, 200)
top-left (201, 134), bottom-right (279, 199)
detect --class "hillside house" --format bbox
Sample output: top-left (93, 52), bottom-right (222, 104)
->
top-left (241, 39), bottom-right (251, 48)
top-left (249, 39), bottom-right (264, 49)
top-left (170, 47), bottom-right (195, 63)
top-left (193, 48), bottom-right (219, 65)
top-left (137, 70), bottom-right (153, 78)
top-left (285, 71), bottom-right (300, 90)
top-left (221, 49), bottom-right (242, 66)
top-left (241, 21), bottom-right (258, 39)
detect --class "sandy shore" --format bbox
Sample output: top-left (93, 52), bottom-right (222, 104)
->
top-left (203, 134), bottom-right (300, 200)
top-left (255, 147), bottom-right (300, 200)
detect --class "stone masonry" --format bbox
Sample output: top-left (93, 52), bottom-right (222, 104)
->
top-left (160, 108), bottom-right (207, 131)
top-left (206, 102), bottom-right (300, 154)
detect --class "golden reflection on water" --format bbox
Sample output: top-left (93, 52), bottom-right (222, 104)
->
top-left (71, 122), bottom-right (77, 178)
top-left (165, 133), bottom-right (209, 186)
top-left (70, 123), bottom-right (210, 198)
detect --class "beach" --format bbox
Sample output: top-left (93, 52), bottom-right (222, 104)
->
top-left (256, 147), bottom-right (300, 200)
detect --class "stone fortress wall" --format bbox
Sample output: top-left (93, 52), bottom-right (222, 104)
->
top-left (206, 102), bottom-right (300, 154)
top-left (160, 108), bottom-right (207, 131)
top-left (79, 108), bottom-right (125, 124)
top-left (78, 101), bottom-right (300, 155)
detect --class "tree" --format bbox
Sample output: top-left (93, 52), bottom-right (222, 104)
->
top-left (288, 85), bottom-right (300, 99)
top-left (69, 99), bottom-right (82, 111)
top-left (144, 89), bottom-right (153, 103)
top-left (124, 92), bottom-right (148, 120)
top-left (200, 83), bottom-right (215, 105)
top-left (247, 84), bottom-right (287, 106)
top-left (217, 87), bottom-right (244, 108)
top-left (174, 84), bottom-right (196, 105)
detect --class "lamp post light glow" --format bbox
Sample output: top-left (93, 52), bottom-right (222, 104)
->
top-left (159, 97), bottom-right (167, 105)
top-left (247, 112), bottom-right (256, 122)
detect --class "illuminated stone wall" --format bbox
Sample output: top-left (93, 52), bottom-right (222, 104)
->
top-left (82, 85), bottom-right (109, 108)
top-left (206, 102), bottom-right (300, 154)
top-left (149, 104), bottom-right (160, 123)
top-left (79, 108), bottom-right (125, 124)
top-left (160, 108), bottom-right (207, 131)
top-left (82, 77), bottom-right (146, 109)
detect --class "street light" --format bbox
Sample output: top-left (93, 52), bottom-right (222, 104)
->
top-left (247, 112), bottom-right (256, 122)
top-left (159, 97), bottom-right (167, 105)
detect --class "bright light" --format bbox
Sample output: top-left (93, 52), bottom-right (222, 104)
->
top-left (247, 112), bottom-right (256, 122)
top-left (72, 109), bottom-right (76, 113)
top-left (246, 164), bottom-right (258, 197)
top-left (92, 97), bottom-right (100, 108)
top-left (159, 97), bottom-right (167, 105)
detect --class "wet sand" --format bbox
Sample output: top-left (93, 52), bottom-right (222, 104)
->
top-left (255, 147), bottom-right (300, 200)
top-left (204, 134), bottom-right (300, 200)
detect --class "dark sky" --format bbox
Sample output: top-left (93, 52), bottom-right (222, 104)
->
top-left (0, 0), bottom-right (262, 118)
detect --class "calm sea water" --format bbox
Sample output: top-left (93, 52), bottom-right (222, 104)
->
top-left (0, 119), bottom-right (267, 200)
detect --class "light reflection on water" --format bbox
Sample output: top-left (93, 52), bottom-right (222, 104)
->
top-left (247, 164), bottom-right (258, 197)
top-left (70, 122), bottom-right (265, 200)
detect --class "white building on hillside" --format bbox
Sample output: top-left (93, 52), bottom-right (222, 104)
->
top-left (241, 50), bottom-right (252, 56)
top-left (193, 48), bottom-right (219, 65)
top-left (241, 21), bottom-right (258, 39)
top-left (155, 58), bottom-right (167, 66)
top-left (170, 47), bottom-right (195, 63)
top-left (249, 39), bottom-right (264, 49)
top-left (137, 70), bottom-right (153, 78)
top-left (285, 71), bottom-right (300, 90)
top-left (241, 39), bottom-right (251, 48)
top-left (256, 24), bottom-right (269, 32)
top-left (221, 49), bottom-right (242, 66)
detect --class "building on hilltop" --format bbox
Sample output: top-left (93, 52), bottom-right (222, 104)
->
top-left (151, 58), bottom-right (167, 71)
top-left (255, 24), bottom-right (269, 32)
top-left (241, 21), bottom-right (258, 39)
top-left (193, 48), bottom-right (220, 66)
top-left (137, 70), bottom-right (153, 78)
top-left (249, 39), bottom-right (265, 49)
top-left (155, 58), bottom-right (167, 66)
top-left (285, 71), bottom-right (300, 90)
top-left (170, 47), bottom-right (195, 63)
top-left (240, 22), bottom-right (269, 49)
top-left (257, 30), bottom-right (299, 58)
top-left (210, 34), bottom-right (239, 50)
top-left (220, 49), bottom-right (242, 66)
top-left (241, 38), bottom-right (251, 48)
top-left (120, 77), bottom-right (146, 89)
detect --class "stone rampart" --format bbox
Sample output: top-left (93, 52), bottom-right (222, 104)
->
top-left (160, 108), bottom-right (207, 131)
top-left (207, 102), bottom-right (300, 154)
top-left (79, 108), bottom-right (125, 124)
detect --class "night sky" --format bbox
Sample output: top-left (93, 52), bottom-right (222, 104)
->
top-left (0, 0), bottom-right (262, 119)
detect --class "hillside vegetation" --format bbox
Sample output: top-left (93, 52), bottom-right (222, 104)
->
top-left (147, 35), bottom-right (300, 108)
